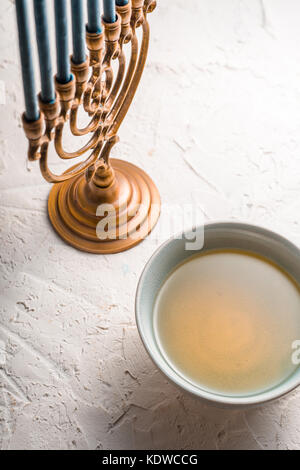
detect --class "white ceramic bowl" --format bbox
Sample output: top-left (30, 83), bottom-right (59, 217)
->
top-left (135, 222), bottom-right (300, 407)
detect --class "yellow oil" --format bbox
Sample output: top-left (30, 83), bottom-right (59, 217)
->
top-left (154, 250), bottom-right (300, 396)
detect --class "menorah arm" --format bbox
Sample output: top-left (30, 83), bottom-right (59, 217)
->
top-left (54, 123), bottom-right (100, 160)
top-left (69, 107), bottom-right (101, 136)
top-left (101, 50), bottom-right (126, 113)
top-left (105, 26), bottom-right (139, 131)
top-left (39, 141), bottom-right (101, 184)
top-left (109, 0), bottom-right (155, 137)
top-left (68, 17), bottom-right (125, 139)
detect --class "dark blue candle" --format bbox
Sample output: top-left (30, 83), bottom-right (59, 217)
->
top-left (87, 0), bottom-right (102, 33)
top-left (15, 0), bottom-right (39, 121)
top-left (103, 0), bottom-right (116, 23)
top-left (116, 0), bottom-right (129, 5)
top-left (71, 0), bottom-right (86, 64)
top-left (54, 0), bottom-right (71, 84)
top-left (33, 0), bottom-right (55, 103)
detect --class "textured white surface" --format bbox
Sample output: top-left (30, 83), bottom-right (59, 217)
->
top-left (1, 0), bottom-right (300, 450)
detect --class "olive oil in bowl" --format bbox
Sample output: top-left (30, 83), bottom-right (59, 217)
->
top-left (154, 250), bottom-right (300, 397)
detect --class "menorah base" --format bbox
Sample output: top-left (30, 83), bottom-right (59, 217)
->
top-left (48, 158), bottom-right (161, 254)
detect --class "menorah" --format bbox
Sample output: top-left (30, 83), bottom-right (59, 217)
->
top-left (21, 0), bottom-right (160, 254)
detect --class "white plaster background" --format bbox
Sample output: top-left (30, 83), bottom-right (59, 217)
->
top-left (1, 0), bottom-right (300, 450)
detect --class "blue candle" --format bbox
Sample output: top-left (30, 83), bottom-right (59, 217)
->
top-left (71, 0), bottom-right (86, 64)
top-left (103, 0), bottom-right (116, 23)
top-left (33, 0), bottom-right (55, 103)
top-left (54, 0), bottom-right (71, 84)
top-left (15, 0), bottom-right (39, 121)
top-left (87, 0), bottom-right (102, 33)
top-left (116, 0), bottom-right (129, 5)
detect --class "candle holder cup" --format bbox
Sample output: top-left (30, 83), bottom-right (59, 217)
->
top-left (22, 0), bottom-right (160, 254)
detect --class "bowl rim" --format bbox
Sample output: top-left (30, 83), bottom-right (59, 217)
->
top-left (135, 221), bottom-right (300, 406)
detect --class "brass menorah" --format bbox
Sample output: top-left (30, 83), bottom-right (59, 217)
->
top-left (21, 0), bottom-right (160, 254)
